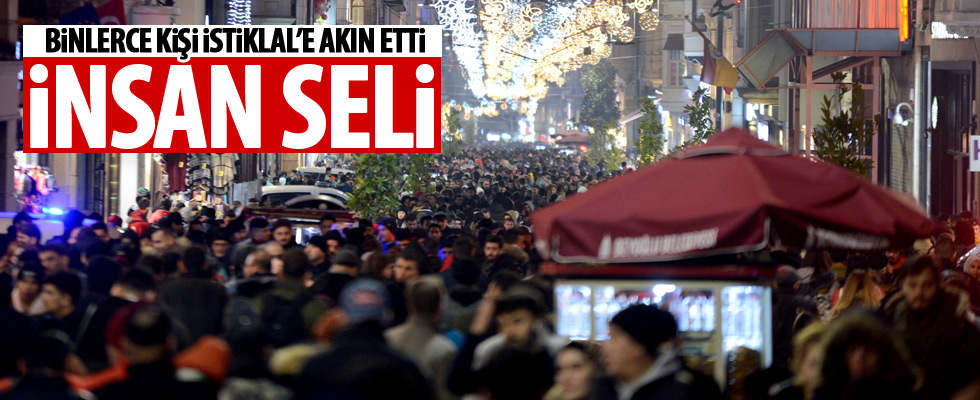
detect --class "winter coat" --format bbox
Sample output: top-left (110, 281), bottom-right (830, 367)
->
top-left (590, 356), bottom-right (722, 400)
top-left (158, 276), bottom-right (229, 342)
top-left (93, 360), bottom-right (216, 400)
top-left (385, 317), bottom-right (459, 400)
top-left (884, 290), bottom-right (980, 400)
top-left (294, 322), bottom-right (435, 400)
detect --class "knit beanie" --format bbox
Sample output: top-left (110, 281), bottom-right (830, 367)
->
top-left (610, 304), bottom-right (677, 357)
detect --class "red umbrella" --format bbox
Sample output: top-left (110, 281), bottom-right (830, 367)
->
top-left (532, 129), bottom-right (942, 263)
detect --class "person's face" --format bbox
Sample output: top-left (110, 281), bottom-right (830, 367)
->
top-left (264, 243), bottom-right (284, 259)
top-left (319, 219), bottom-right (334, 234)
top-left (600, 325), bottom-right (651, 381)
top-left (305, 244), bottom-right (327, 264)
top-left (273, 226), bottom-right (293, 246)
top-left (394, 258), bottom-right (420, 283)
top-left (39, 250), bottom-right (67, 276)
top-left (68, 227), bottom-right (82, 245)
top-left (151, 232), bottom-right (175, 253)
top-left (234, 228), bottom-right (248, 243)
top-left (406, 220), bottom-right (417, 230)
top-left (556, 348), bottom-right (594, 400)
top-left (211, 240), bottom-right (231, 258)
top-left (254, 227), bottom-right (271, 243)
top-left (93, 229), bottom-right (110, 243)
top-left (243, 254), bottom-right (260, 278)
top-left (397, 210), bottom-right (406, 220)
top-left (15, 232), bottom-right (37, 248)
top-left (845, 345), bottom-right (879, 381)
top-left (379, 225), bottom-right (395, 242)
top-left (902, 269), bottom-right (938, 311)
top-left (886, 250), bottom-right (902, 265)
top-left (974, 224), bottom-right (980, 243)
top-left (40, 284), bottom-right (72, 317)
top-left (429, 227), bottom-right (442, 242)
top-left (966, 260), bottom-right (980, 279)
top-left (326, 239), bottom-right (341, 257)
top-left (484, 242), bottom-right (502, 261)
top-left (503, 219), bottom-right (515, 230)
top-left (16, 277), bottom-right (40, 303)
top-left (497, 309), bottom-right (535, 345)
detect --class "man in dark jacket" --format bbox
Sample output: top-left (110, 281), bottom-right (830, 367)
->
top-left (294, 279), bottom-right (435, 400)
top-left (771, 266), bottom-right (818, 372)
top-left (157, 246), bottom-right (228, 341)
top-left (93, 304), bottom-right (215, 400)
top-left (1, 331), bottom-right (85, 400)
top-left (309, 249), bottom-right (359, 306)
top-left (592, 305), bottom-right (722, 400)
top-left (884, 255), bottom-right (980, 400)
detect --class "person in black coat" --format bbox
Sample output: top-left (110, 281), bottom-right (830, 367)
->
top-left (0, 331), bottom-right (85, 400)
top-left (771, 267), bottom-right (818, 372)
top-left (0, 274), bottom-right (37, 377)
top-left (294, 279), bottom-right (435, 400)
top-left (157, 246), bottom-right (228, 342)
top-left (93, 304), bottom-right (216, 400)
top-left (591, 305), bottom-right (721, 400)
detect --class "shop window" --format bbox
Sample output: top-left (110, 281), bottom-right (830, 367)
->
top-left (352, 0), bottom-right (365, 25)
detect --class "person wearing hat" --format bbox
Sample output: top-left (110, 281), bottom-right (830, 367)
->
top-left (593, 304), bottom-right (721, 400)
top-left (12, 263), bottom-right (46, 315)
top-left (378, 218), bottom-right (398, 254)
top-left (310, 248), bottom-right (360, 306)
top-left (295, 279), bottom-right (435, 400)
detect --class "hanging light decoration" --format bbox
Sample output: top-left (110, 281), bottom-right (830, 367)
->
top-left (226, 0), bottom-right (252, 25)
top-left (435, 0), bottom-right (633, 116)
top-left (639, 11), bottom-right (659, 31)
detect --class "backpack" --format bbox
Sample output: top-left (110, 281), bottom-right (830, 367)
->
top-left (260, 292), bottom-right (313, 348)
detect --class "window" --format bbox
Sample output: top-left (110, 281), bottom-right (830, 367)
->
top-left (352, 0), bottom-right (365, 25)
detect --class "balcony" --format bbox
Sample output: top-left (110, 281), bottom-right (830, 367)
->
top-left (935, 0), bottom-right (980, 37)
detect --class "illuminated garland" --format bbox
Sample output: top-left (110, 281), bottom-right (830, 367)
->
top-left (435, 0), bottom-right (638, 115)
top-left (226, 0), bottom-right (251, 25)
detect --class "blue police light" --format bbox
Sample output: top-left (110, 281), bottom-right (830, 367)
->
top-left (47, 208), bottom-right (64, 216)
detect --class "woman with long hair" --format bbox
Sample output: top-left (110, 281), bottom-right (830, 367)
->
top-left (813, 312), bottom-right (921, 400)
top-left (829, 268), bottom-right (883, 319)
top-left (544, 342), bottom-right (599, 400)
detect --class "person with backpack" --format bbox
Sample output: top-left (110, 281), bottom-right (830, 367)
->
top-left (255, 248), bottom-right (329, 348)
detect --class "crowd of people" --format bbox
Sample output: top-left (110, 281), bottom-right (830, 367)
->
top-left (1, 147), bottom-right (980, 400)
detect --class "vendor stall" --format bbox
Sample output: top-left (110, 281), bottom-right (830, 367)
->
top-left (531, 129), bottom-right (942, 386)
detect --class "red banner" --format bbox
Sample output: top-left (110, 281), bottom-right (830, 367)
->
top-left (23, 25), bottom-right (442, 153)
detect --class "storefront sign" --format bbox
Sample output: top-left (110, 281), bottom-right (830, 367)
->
top-left (971, 135), bottom-right (980, 172)
top-left (22, 25), bottom-right (442, 153)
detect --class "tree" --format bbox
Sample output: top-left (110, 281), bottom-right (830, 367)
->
top-left (634, 98), bottom-right (666, 166)
top-left (685, 86), bottom-right (715, 143)
top-left (814, 72), bottom-right (878, 177)
top-left (580, 60), bottom-right (621, 129)
top-left (347, 154), bottom-right (402, 220)
top-left (666, 87), bottom-right (716, 157)
top-left (403, 154), bottom-right (435, 195)
top-left (441, 106), bottom-right (464, 156)
top-left (585, 121), bottom-right (625, 170)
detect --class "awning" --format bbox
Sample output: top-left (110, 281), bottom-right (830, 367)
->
top-left (663, 34), bottom-right (684, 51)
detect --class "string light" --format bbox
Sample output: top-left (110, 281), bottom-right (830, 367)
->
top-left (640, 12), bottom-right (659, 31)
top-left (227, 0), bottom-right (251, 25)
top-left (435, 0), bottom-right (635, 115)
